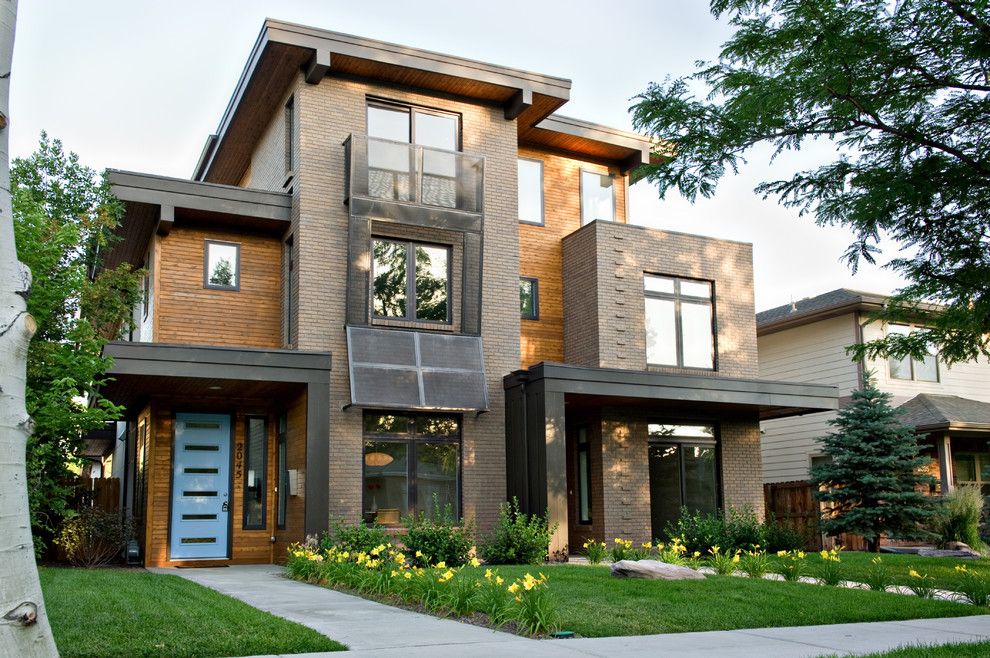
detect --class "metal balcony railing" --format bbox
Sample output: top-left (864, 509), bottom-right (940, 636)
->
top-left (344, 134), bottom-right (485, 215)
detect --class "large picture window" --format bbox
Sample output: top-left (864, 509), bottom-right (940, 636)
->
top-left (648, 423), bottom-right (718, 538)
top-left (362, 412), bottom-right (460, 525)
top-left (372, 238), bottom-right (450, 323)
top-left (644, 274), bottom-right (715, 369)
top-left (887, 324), bottom-right (939, 382)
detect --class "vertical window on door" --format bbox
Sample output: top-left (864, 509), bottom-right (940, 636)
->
top-left (243, 417), bottom-right (267, 530)
top-left (577, 426), bottom-right (591, 524)
top-left (276, 414), bottom-right (287, 530)
top-left (644, 275), bottom-right (715, 369)
top-left (580, 170), bottom-right (615, 224)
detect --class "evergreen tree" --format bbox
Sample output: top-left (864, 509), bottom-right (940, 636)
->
top-left (810, 381), bottom-right (935, 552)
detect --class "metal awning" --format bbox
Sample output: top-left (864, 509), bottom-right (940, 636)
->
top-left (346, 326), bottom-right (488, 412)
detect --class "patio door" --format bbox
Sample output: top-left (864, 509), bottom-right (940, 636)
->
top-left (170, 413), bottom-right (231, 560)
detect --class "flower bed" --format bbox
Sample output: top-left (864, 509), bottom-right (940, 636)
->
top-left (286, 541), bottom-right (558, 636)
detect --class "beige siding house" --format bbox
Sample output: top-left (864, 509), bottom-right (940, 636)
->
top-left (758, 289), bottom-right (990, 496)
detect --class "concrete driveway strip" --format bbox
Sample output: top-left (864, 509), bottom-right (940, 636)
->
top-left (154, 565), bottom-right (990, 657)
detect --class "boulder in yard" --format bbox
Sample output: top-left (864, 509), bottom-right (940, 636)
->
top-left (610, 559), bottom-right (705, 580)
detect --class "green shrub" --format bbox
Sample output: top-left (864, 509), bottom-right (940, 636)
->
top-left (321, 518), bottom-right (392, 554)
top-left (403, 497), bottom-right (474, 567)
top-left (478, 498), bottom-right (555, 565)
top-left (54, 508), bottom-right (132, 567)
top-left (935, 485), bottom-right (986, 552)
top-left (667, 507), bottom-right (799, 554)
top-left (762, 514), bottom-right (805, 552)
top-left (666, 509), bottom-right (727, 553)
top-left (722, 508), bottom-right (764, 551)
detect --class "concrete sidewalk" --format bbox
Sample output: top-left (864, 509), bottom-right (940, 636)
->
top-left (154, 565), bottom-right (990, 657)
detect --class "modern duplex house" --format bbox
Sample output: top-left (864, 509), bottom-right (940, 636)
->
top-left (97, 19), bottom-right (836, 567)
top-left (759, 289), bottom-right (990, 501)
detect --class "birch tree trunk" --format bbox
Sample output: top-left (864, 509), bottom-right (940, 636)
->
top-left (0, 0), bottom-right (59, 655)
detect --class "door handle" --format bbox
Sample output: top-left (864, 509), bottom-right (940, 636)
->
top-left (221, 501), bottom-right (230, 513)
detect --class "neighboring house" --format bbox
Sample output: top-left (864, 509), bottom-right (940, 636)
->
top-left (96, 19), bottom-right (836, 567)
top-left (758, 289), bottom-right (990, 499)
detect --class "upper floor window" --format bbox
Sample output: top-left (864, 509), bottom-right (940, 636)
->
top-left (204, 241), bottom-right (239, 290)
top-left (372, 238), bottom-right (450, 323)
top-left (644, 274), bottom-right (714, 369)
top-left (887, 324), bottom-right (939, 382)
top-left (581, 170), bottom-right (615, 224)
top-left (520, 277), bottom-right (539, 320)
top-left (518, 158), bottom-right (544, 225)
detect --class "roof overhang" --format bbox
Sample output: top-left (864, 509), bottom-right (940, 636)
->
top-left (505, 362), bottom-right (838, 421)
top-left (758, 293), bottom-right (941, 336)
top-left (99, 341), bottom-right (331, 409)
top-left (521, 114), bottom-right (660, 175)
top-left (102, 169), bottom-right (291, 271)
top-left (195, 18), bottom-right (573, 185)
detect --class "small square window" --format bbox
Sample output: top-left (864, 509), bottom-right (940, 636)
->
top-left (204, 241), bottom-right (240, 290)
top-left (520, 277), bottom-right (539, 320)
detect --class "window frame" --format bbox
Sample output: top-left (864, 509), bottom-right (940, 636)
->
top-left (643, 274), bottom-right (717, 370)
top-left (141, 256), bottom-right (150, 320)
top-left (579, 169), bottom-right (616, 225)
top-left (647, 422), bottom-right (722, 533)
top-left (242, 416), bottom-right (268, 531)
top-left (518, 157), bottom-right (545, 226)
top-left (284, 96), bottom-right (295, 176)
top-left (276, 413), bottom-right (288, 530)
top-left (887, 323), bottom-right (940, 382)
top-left (371, 237), bottom-right (453, 325)
top-left (576, 425), bottom-right (592, 525)
top-left (362, 412), bottom-right (462, 524)
top-left (520, 277), bottom-right (539, 320)
top-left (203, 240), bottom-right (241, 291)
top-left (366, 98), bottom-right (462, 151)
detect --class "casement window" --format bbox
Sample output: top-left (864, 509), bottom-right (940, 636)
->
top-left (576, 426), bottom-right (591, 524)
top-left (644, 275), bottom-right (715, 369)
top-left (372, 238), bottom-right (451, 323)
top-left (580, 170), bottom-right (615, 224)
top-left (243, 417), bottom-right (267, 530)
top-left (366, 101), bottom-right (460, 207)
top-left (647, 423), bottom-right (718, 538)
top-left (520, 277), bottom-right (539, 320)
top-left (204, 241), bottom-right (240, 290)
top-left (362, 412), bottom-right (461, 524)
top-left (887, 324), bottom-right (939, 382)
top-left (518, 158), bottom-right (544, 225)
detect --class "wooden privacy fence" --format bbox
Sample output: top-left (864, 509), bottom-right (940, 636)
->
top-left (74, 476), bottom-right (121, 512)
top-left (764, 480), bottom-right (869, 551)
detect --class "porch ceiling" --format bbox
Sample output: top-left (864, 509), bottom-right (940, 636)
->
top-left (505, 362), bottom-right (838, 421)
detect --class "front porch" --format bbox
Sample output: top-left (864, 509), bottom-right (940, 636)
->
top-left (99, 341), bottom-right (331, 567)
top-left (504, 363), bottom-right (839, 553)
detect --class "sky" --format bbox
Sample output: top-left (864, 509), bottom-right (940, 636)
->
top-left (10, 0), bottom-right (907, 311)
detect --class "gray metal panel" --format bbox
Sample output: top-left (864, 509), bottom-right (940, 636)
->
top-left (348, 197), bottom-right (482, 233)
top-left (346, 326), bottom-right (488, 411)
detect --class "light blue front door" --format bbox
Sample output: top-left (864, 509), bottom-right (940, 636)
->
top-left (170, 413), bottom-right (231, 560)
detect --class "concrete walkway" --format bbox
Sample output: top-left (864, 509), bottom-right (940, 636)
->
top-left (154, 565), bottom-right (990, 657)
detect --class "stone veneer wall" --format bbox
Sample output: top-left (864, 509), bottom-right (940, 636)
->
top-left (293, 75), bottom-right (520, 532)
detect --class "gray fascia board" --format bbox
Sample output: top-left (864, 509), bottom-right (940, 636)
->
top-left (108, 170), bottom-right (291, 222)
top-left (265, 19), bottom-right (572, 98)
top-left (521, 362), bottom-right (838, 412)
top-left (536, 114), bottom-right (652, 153)
top-left (104, 341), bottom-right (330, 383)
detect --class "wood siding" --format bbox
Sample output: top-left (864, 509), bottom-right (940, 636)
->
top-left (518, 147), bottom-right (626, 368)
top-left (155, 225), bottom-right (282, 348)
top-left (273, 389), bottom-right (307, 560)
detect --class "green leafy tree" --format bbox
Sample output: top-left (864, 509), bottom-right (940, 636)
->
top-left (810, 380), bottom-right (936, 552)
top-left (631, 0), bottom-right (990, 365)
top-left (12, 133), bottom-right (143, 553)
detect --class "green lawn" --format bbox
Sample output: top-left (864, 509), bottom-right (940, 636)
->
top-left (493, 565), bottom-right (981, 637)
top-left (773, 552), bottom-right (990, 590)
top-left (40, 567), bottom-right (345, 658)
top-left (862, 640), bottom-right (990, 657)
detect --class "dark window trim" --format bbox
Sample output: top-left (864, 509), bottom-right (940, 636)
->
top-left (371, 237), bottom-right (453, 325)
top-left (579, 168), bottom-right (616, 225)
top-left (366, 98), bottom-right (462, 151)
top-left (647, 422), bottom-right (723, 515)
top-left (576, 425), bottom-right (592, 525)
top-left (203, 240), bottom-right (241, 291)
top-left (887, 324), bottom-right (940, 382)
top-left (276, 413), bottom-right (288, 530)
top-left (520, 276), bottom-right (539, 320)
top-left (284, 96), bottom-right (295, 176)
top-left (644, 273), bottom-right (717, 371)
top-left (362, 412), bottom-right (462, 524)
top-left (518, 157), bottom-right (545, 226)
top-left (242, 416), bottom-right (268, 531)
top-left (142, 256), bottom-right (151, 320)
